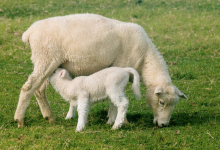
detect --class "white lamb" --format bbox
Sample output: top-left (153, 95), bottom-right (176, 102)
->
top-left (15, 14), bottom-right (187, 128)
top-left (48, 67), bottom-right (141, 132)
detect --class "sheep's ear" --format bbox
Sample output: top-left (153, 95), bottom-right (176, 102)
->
top-left (176, 87), bottom-right (188, 99)
top-left (178, 92), bottom-right (188, 99)
top-left (59, 69), bottom-right (66, 78)
top-left (154, 87), bottom-right (163, 94)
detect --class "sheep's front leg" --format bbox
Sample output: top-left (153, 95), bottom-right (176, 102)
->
top-left (65, 102), bottom-right (77, 120)
top-left (76, 93), bottom-right (90, 132)
top-left (34, 79), bottom-right (55, 123)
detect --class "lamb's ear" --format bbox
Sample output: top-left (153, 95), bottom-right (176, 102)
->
top-left (59, 69), bottom-right (66, 78)
top-left (154, 87), bottom-right (163, 95)
top-left (176, 87), bottom-right (188, 99)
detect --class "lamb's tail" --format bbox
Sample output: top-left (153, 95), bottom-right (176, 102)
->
top-left (122, 67), bottom-right (142, 100)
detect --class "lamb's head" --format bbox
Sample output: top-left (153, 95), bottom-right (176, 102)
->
top-left (48, 68), bottom-right (72, 85)
top-left (146, 84), bottom-right (187, 127)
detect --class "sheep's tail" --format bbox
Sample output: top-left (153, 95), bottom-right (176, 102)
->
top-left (22, 31), bottom-right (29, 43)
top-left (22, 28), bottom-right (33, 44)
top-left (122, 67), bottom-right (142, 100)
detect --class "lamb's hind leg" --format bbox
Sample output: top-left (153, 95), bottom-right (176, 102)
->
top-left (76, 93), bottom-right (90, 132)
top-left (107, 102), bottom-right (117, 125)
top-left (34, 79), bottom-right (55, 123)
top-left (65, 102), bottom-right (77, 120)
top-left (107, 102), bottom-right (129, 125)
top-left (111, 96), bottom-right (129, 130)
top-left (14, 61), bottom-right (60, 127)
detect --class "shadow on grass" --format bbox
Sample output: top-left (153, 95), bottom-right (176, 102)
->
top-left (169, 112), bottom-right (220, 127)
top-left (7, 110), bottom-right (219, 129)
top-left (86, 110), bottom-right (220, 128)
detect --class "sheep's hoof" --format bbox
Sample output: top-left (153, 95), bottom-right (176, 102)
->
top-left (44, 116), bottom-right (56, 123)
top-left (14, 118), bottom-right (25, 128)
top-left (44, 116), bottom-right (49, 120)
top-left (49, 118), bottom-right (56, 124)
top-left (124, 118), bottom-right (129, 124)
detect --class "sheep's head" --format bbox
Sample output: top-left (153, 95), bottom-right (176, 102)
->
top-left (146, 85), bottom-right (187, 127)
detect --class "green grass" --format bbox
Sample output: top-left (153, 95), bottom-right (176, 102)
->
top-left (0, 0), bottom-right (220, 149)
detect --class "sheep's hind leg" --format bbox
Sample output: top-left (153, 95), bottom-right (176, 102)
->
top-left (34, 79), bottom-right (55, 123)
top-left (14, 61), bottom-right (60, 127)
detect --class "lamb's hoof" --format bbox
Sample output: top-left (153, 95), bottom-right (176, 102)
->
top-left (107, 117), bottom-right (115, 125)
top-left (112, 122), bottom-right (123, 130)
top-left (65, 116), bottom-right (74, 120)
top-left (107, 120), bottom-right (114, 125)
top-left (111, 126), bottom-right (118, 130)
top-left (76, 126), bottom-right (85, 132)
top-left (112, 125), bottom-right (119, 130)
top-left (75, 128), bottom-right (83, 132)
top-left (44, 116), bottom-right (56, 123)
top-left (14, 118), bottom-right (25, 128)
top-left (65, 114), bottom-right (75, 120)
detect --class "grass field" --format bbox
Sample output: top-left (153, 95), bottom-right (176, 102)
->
top-left (0, 0), bottom-right (220, 149)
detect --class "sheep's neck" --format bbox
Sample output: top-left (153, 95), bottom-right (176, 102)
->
top-left (143, 46), bottom-right (172, 88)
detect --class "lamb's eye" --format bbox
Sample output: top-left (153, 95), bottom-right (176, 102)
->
top-left (159, 101), bottom-right (165, 106)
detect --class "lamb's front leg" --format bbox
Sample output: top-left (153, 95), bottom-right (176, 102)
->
top-left (65, 102), bottom-right (77, 120)
top-left (76, 93), bottom-right (90, 132)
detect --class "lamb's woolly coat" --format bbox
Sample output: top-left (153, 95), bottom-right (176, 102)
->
top-left (15, 14), bottom-right (187, 128)
top-left (49, 67), bottom-right (141, 131)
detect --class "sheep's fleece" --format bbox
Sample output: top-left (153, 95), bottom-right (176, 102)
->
top-left (49, 67), bottom-right (141, 131)
top-left (14, 13), bottom-right (187, 128)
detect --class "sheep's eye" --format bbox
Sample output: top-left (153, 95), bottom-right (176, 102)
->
top-left (159, 101), bottom-right (165, 106)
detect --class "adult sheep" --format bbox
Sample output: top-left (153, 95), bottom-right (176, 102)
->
top-left (14, 14), bottom-right (187, 128)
